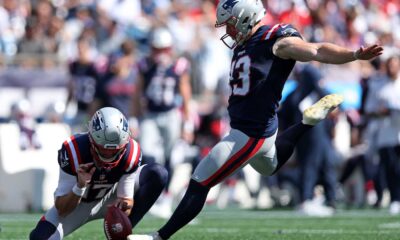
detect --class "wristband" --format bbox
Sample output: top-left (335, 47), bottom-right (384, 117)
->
top-left (72, 184), bottom-right (86, 197)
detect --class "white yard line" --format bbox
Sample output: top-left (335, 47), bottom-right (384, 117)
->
top-left (189, 227), bottom-right (398, 235)
top-left (379, 222), bottom-right (400, 229)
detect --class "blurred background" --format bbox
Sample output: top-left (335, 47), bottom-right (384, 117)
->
top-left (0, 0), bottom-right (399, 219)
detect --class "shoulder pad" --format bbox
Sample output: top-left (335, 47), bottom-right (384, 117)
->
top-left (59, 135), bottom-right (86, 175)
top-left (262, 23), bottom-right (301, 41)
top-left (58, 144), bottom-right (75, 175)
top-left (123, 139), bottom-right (142, 173)
top-left (276, 24), bottom-right (301, 38)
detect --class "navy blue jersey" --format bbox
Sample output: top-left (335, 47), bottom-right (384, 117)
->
top-left (228, 24), bottom-right (301, 138)
top-left (57, 133), bottom-right (142, 202)
top-left (69, 61), bottom-right (98, 111)
top-left (139, 57), bottom-right (190, 112)
top-left (95, 66), bottom-right (138, 117)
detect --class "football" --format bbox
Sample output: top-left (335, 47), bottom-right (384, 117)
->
top-left (104, 205), bottom-right (132, 240)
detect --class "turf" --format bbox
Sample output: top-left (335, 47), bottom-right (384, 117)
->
top-left (1, 208), bottom-right (400, 240)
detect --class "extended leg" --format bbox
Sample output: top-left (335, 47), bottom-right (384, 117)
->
top-left (272, 93), bottom-right (343, 174)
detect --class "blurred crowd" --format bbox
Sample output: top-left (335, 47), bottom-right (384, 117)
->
top-left (1, 0), bottom-right (400, 217)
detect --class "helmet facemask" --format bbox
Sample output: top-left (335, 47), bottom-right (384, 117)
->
top-left (88, 107), bottom-right (130, 170)
top-left (89, 135), bottom-right (128, 170)
top-left (216, 16), bottom-right (245, 49)
top-left (215, 0), bottom-right (266, 49)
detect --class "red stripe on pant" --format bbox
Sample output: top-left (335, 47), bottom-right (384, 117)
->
top-left (201, 138), bottom-right (265, 188)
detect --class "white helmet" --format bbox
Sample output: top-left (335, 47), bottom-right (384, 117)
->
top-left (150, 28), bottom-right (173, 49)
top-left (88, 107), bottom-right (130, 169)
top-left (215, 0), bottom-right (266, 48)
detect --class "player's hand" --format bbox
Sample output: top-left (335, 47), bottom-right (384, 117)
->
top-left (77, 163), bottom-right (96, 188)
top-left (114, 198), bottom-right (134, 216)
top-left (355, 44), bottom-right (383, 60)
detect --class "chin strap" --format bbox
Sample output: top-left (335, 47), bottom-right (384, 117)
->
top-left (90, 146), bottom-right (126, 170)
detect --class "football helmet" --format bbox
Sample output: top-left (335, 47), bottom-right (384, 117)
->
top-left (88, 107), bottom-right (130, 169)
top-left (150, 28), bottom-right (173, 49)
top-left (150, 28), bottom-right (174, 65)
top-left (215, 0), bottom-right (266, 48)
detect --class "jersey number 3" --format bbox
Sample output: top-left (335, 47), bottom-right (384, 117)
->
top-left (230, 55), bottom-right (251, 96)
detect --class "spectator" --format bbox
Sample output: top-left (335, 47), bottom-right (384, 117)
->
top-left (376, 55), bottom-right (400, 215)
top-left (66, 37), bottom-right (99, 132)
top-left (10, 99), bottom-right (41, 150)
top-left (92, 39), bottom-right (139, 118)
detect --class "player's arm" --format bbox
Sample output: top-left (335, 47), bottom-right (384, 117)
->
top-left (179, 72), bottom-right (192, 121)
top-left (177, 57), bottom-right (194, 142)
top-left (115, 172), bottom-right (135, 216)
top-left (132, 74), bottom-right (144, 119)
top-left (55, 163), bottom-right (95, 217)
top-left (176, 57), bottom-right (192, 122)
top-left (180, 71), bottom-right (194, 140)
top-left (273, 36), bottom-right (383, 64)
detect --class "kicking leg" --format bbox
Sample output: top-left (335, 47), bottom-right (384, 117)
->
top-left (272, 93), bottom-right (343, 174)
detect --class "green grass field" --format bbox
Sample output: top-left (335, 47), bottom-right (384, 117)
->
top-left (1, 207), bottom-right (400, 240)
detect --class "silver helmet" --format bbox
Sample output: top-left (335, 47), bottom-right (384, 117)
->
top-left (215, 0), bottom-right (266, 48)
top-left (150, 28), bottom-right (173, 49)
top-left (88, 107), bottom-right (130, 169)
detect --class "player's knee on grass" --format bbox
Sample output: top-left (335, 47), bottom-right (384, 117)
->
top-left (140, 163), bottom-right (168, 189)
top-left (29, 220), bottom-right (56, 240)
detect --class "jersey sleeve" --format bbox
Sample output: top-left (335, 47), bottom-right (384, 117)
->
top-left (262, 23), bottom-right (302, 55)
top-left (122, 139), bottom-right (142, 174)
top-left (53, 168), bottom-right (77, 198)
top-left (261, 23), bottom-right (301, 42)
top-left (116, 171), bottom-right (136, 199)
top-left (275, 24), bottom-right (302, 39)
top-left (57, 143), bottom-right (75, 175)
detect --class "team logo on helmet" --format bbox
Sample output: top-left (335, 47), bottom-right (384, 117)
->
top-left (92, 114), bottom-right (102, 131)
top-left (222, 0), bottom-right (239, 11)
top-left (122, 118), bottom-right (128, 132)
